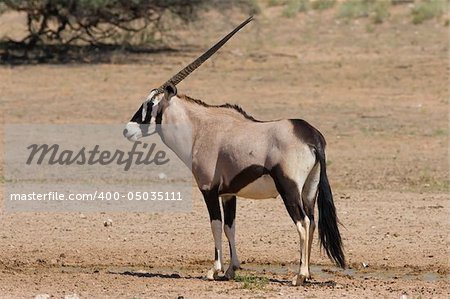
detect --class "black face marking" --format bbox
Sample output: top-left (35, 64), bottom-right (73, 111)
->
top-left (129, 102), bottom-right (162, 136)
top-left (219, 165), bottom-right (269, 195)
top-left (155, 110), bottom-right (163, 125)
top-left (130, 103), bottom-right (152, 124)
top-left (124, 104), bottom-right (153, 138)
top-left (155, 99), bottom-right (169, 125)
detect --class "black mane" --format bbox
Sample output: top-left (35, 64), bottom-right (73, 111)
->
top-left (181, 95), bottom-right (261, 122)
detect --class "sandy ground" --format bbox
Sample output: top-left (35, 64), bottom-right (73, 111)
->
top-left (0, 5), bottom-right (449, 299)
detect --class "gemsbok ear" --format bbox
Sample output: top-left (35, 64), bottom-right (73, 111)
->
top-left (164, 83), bottom-right (177, 101)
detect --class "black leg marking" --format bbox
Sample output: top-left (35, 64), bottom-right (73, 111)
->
top-left (215, 248), bottom-right (219, 261)
top-left (222, 195), bottom-right (237, 261)
top-left (201, 188), bottom-right (223, 280)
top-left (222, 195), bottom-right (236, 227)
top-left (222, 195), bottom-right (239, 279)
top-left (270, 164), bottom-right (315, 286)
top-left (270, 164), bottom-right (305, 223)
top-left (202, 189), bottom-right (221, 221)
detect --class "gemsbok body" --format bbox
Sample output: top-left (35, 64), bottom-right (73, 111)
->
top-left (123, 16), bottom-right (345, 285)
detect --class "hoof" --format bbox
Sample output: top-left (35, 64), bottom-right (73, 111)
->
top-left (206, 268), bottom-right (220, 281)
top-left (292, 274), bottom-right (307, 286)
top-left (224, 267), bottom-right (236, 280)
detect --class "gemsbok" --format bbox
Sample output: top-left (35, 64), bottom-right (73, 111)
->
top-left (123, 16), bottom-right (345, 285)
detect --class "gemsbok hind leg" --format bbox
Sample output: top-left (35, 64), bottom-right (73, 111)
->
top-left (201, 189), bottom-right (224, 280)
top-left (270, 164), bottom-right (314, 286)
top-left (222, 195), bottom-right (240, 280)
top-left (301, 162), bottom-right (320, 279)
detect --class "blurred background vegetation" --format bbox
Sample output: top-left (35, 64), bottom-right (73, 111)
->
top-left (0, 0), bottom-right (258, 62)
top-left (0, 0), bottom-right (448, 63)
top-left (268, 0), bottom-right (448, 24)
top-left (0, 0), bottom-right (258, 47)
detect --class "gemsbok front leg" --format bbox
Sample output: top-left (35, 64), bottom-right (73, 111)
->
top-left (222, 195), bottom-right (240, 279)
top-left (201, 189), bottom-right (224, 280)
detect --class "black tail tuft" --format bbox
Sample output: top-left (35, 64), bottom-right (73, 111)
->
top-left (316, 147), bottom-right (346, 269)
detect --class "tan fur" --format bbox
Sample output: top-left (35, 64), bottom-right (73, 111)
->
top-left (158, 95), bottom-right (316, 200)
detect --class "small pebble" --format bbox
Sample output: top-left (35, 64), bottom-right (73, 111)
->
top-left (103, 219), bottom-right (113, 227)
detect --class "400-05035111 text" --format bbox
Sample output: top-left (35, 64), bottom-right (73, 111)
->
top-left (9, 191), bottom-right (184, 201)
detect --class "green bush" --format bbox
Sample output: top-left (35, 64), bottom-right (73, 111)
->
top-left (283, 0), bottom-right (310, 17)
top-left (311, 0), bottom-right (336, 11)
top-left (372, 1), bottom-right (390, 24)
top-left (338, 0), bottom-right (390, 23)
top-left (267, 0), bottom-right (287, 7)
top-left (411, 0), bottom-right (448, 24)
top-left (281, 0), bottom-right (336, 17)
top-left (235, 275), bottom-right (269, 289)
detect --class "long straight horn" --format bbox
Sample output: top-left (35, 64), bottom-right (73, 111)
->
top-left (157, 16), bottom-right (253, 93)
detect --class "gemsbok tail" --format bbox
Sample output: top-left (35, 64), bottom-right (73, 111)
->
top-left (315, 146), bottom-right (346, 268)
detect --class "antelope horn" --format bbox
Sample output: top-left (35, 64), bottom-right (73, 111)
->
top-left (156, 16), bottom-right (253, 93)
